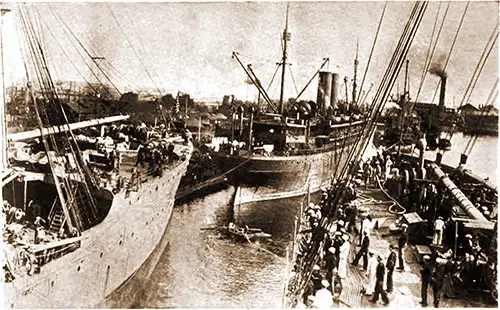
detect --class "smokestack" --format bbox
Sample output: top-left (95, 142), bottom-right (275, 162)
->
top-left (317, 71), bottom-right (332, 115)
top-left (331, 73), bottom-right (339, 109)
top-left (439, 74), bottom-right (447, 111)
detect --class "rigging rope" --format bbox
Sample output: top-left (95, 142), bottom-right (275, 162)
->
top-left (36, 13), bottom-right (99, 94)
top-left (357, 2), bottom-right (387, 103)
top-left (442, 22), bottom-right (498, 147)
top-left (107, 4), bottom-right (162, 96)
top-left (463, 77), bottom-right (499, 156)
top-left (290, 2), bottom-right (428, 299)
top-left (429, 2), bottom-right (470, 104)
top-left (413, 2), bottom-right (450, 105)
top-left (49, 5), bottom-right (122, 96)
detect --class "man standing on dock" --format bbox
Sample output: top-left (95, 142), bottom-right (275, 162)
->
top-left (397, 224), bottom-right (408, 271)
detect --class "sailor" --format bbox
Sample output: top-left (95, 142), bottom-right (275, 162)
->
top-left (420, 255), bottom-right (432, 307)
top-left (363, 160), bottom-right (372, 188)
top-left (352, 230), bottom-right (370, 271)
top-left (7, 205), bottom-right (18, 224)
top-left (386, 244), bottom-right (397, 293)
top-left (311, 265), bottom-right (323, 294)
top-left (464, 234), bottom-right (478, 267)
top-left (338, 234), bottom-right (350, 279)
top-left (365, 251), bottom-right (378, 296)
top-left (313, 280), bottom-right (334, 309)
top-left (371, 254), bottom-right (390, 305)
top-left (135, 143), bottom-right (146, 167)
top-left (397, 224), bottom-right (408, 271)
top-left (324, 247), bottom-right (337, 287)
top-left (375, 160), bottom-right (382, 181)
top-left (385, 155), bottom-right (393, 181)
top-left (34, 216), bottom-right (46, 244)
top-left (433, 216), bottom-right (445, 246)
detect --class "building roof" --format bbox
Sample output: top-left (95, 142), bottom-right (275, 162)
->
top-left (458, 103), bottom-right (478, 112)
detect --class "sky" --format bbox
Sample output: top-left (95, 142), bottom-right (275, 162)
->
top-left (2, 1), bottom-right (499, 107)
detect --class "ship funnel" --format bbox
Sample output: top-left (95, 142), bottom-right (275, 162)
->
top-left (331, 73), bottom-right (339, 109)
top-left (439, 74), bottom-right (447, 112)
top-left (317, 71), bottom-right (332, 115)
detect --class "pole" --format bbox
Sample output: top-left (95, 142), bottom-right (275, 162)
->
top-left (198, 116), bottom-right (201, 142)
top-left (453, 221), bottom-right (458, 259)
top-left (279, 5), bottom-right (290, 115)
top-left (248, 107), bottom-right (254, 151)
top-left (0, 8), bottom-right (11, 169)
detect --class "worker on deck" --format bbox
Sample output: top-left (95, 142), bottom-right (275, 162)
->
top-left (397, 224), bottom-right (408, 271)
top-left (386, 244), bottom-right (397, 293)
top-left (311, 265), bottom-right (322, 294)
top-left (324, 247), bottom-right (337, 287)
top-left (338, 234), bottom-right (350, 279)
top-left (433, 216), bottom-right (445, 246)
top-left (420, 255), bottom-right (433, 307)
top-left (365, 250), bottom-right (377, 296)
top-left (352, 230), bottom-right (370, 271)
top-left (371, 254), bottom-right (390, 306)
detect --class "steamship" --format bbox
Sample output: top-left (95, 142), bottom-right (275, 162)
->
top-left (211, 7), bottom-right (366, 229)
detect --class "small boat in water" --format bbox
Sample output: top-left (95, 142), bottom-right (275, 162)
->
top-left (221, 223), bottom-right (272, 242)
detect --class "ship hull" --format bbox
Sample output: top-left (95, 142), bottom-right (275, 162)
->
top-left (216, 137), bottom-right (359, 230)
top-left (4, 143), bottom-right (192, 308)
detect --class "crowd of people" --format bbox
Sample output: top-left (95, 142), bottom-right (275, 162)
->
top-left (290, 145), bottom-right (497, 308)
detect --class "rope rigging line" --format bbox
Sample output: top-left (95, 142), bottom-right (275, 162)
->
top-left (79, 31), bottom-right (141, 91)
top-left (357, 2), bottom-right (387, 104)
top-left (107, 4), bottom-right (162, 96)
top-left (290, 2), bottom-right (428, 298)
top-left (123, 8), bottom-right (166, 95)
top-left (288, 64), bottom-right (300, 95)
top-left (35, 12), bottom-right (100, 94)
top-left (463, 77), bottom-right (499, 156)
top-left (18, 5), bottom-right (101, 229)
top-left (429, 2), bottom-right (470, 104)
top-left (49, 5), bottom-right (122, 96)
top-left (413, 1), bottom-right (450, 105)
top-left (413, 1), bottom-right (442, 102)
top-left (267, 63), bottom-right (281, 92)
top-left (442, 22), bottom-right (498, 147)
top-left (49, 18), bottom-right (113, 97)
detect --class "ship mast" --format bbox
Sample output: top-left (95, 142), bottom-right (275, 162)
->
top-left (279, 5), bottom-right (290, 115)
top-left (352, 40), bottom-right (359, 104)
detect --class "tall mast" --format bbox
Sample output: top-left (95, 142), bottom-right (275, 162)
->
top-left (352, 40), bottom-right (359, 104)
top-left (1, 8), bottom-right (11, 169)
top-left (279, 5), bottom-right (290, 115)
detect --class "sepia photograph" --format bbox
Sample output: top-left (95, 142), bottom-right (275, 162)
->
top-left (0, 1), bottom-right (498, 308)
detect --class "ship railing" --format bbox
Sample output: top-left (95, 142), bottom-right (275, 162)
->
top-left (9, 236), bottom-right (82, 277)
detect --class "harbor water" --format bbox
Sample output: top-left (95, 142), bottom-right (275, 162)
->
top-left (129, 134), bottom-right (496, 307)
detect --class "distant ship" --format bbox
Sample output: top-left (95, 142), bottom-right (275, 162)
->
top-left (210, 7), bottom-right (366, 229)
top-left (460, 104), bottom-right (499, 135)
top-left (1, 6), bottom-right (192, 308)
